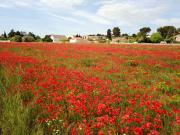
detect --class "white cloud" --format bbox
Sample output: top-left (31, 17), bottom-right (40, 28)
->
top-left (40, 0), bottom-right (86, 9)
top-left (0, 0), bottom-right (35, 8)
top-left (97, 1), bottom-right (166, 26)
top-left (0, 0), bottom-right (87, 8)
top-left (72, 10), bottom-right (111, 25)
top-left (155, 18), bottom-right (180, 28)
top-left (15, 0), bottom-right (33, 7)
top-left (48, 13), bottom-right (84, 24)
top-left (0, 3), bottom-right (12, 8)
top-left (0, 0), bottom-right (180, 34)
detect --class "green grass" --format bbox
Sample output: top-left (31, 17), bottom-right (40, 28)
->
top-left (0, 66), bottom-right (44, 135)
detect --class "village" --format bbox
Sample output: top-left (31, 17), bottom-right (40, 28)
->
top-left (1, 26), bottom-right (180, 44)
top-left (51, 34), bottom-right (180, 44)
top-left (49, 34), bottom-right (131, 44)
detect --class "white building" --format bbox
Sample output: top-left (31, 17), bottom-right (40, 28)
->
top-left (70, 37), bottom-right (90, 44)
top-left (175, 34), bottom-right (180, 42)
top-left (50, 35), bottom-right (67, 43)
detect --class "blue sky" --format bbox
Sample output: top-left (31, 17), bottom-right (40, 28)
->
top-left (0, 0), bottom-right (180, 37)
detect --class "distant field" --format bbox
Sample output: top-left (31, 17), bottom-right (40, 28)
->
top-left (0, 42), bottom-right (180, 135)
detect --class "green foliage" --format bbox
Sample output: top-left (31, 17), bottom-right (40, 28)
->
top-left (45, 119), bottom-right (65, 135)
top-left (132, 34), bottom-right (137, 38)
top-left (113, 27), bottom-right (121, 37)
top-left (11, 35), bottom-right (22, 42)
top-left (0, 66), bottom-right (9, 95)
top-left (0, 31), bottom-right (8, 40)
top-left (81, 58), bottom-right (96, 67)
top-left (165, 37), bottom-right (175, 43)
top-left (122, 33), bottom-right (129, 38)
top-left (136, 32), bottom-right (146, 43)
top-left (150, 32), bottom-right (163, 43)
top-left (0, 93), bottom-right (44, 135)
top-left (8, 29), bottom-right (16, 38)
top-left (140, 27), bottom-right (151, 35)
top-left (22, 36), bottom-right (35, 42)
top-left (0, 66), bottom-right (43, 135)
top-left (107, 29), bottom-right (112, 39)
top-left (28, 32), bottom-right (36, 39)
top-left (98, 39), bottom-right (106, 43)
top-left (177, 28), bottom-right (180, 33)
top-left (137, 27), bottom-right (151, 43)
top-left (157, 82), bottom-right (179, 95)
top-left (157, 26), bottom-right (177, 40)
top-left (42, 35), bottom-right (53, 42)
top-left (126, 60), bottom-right (139, 67)
top-left (59, 37), bottom-right (69, 43)
top-left (3, 29), bottom-right (42, 42)
top-left (0, 94), bottom-right (29, 135)
top-left (168, 95), bottom-right (180, 108)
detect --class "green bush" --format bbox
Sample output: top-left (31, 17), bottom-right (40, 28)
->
top-left (59, 37), bottom-right (69, 43)
top-left (22, 36), bottom-right (35, 42)
top-left (98, 39), bottom-right (106, 43)
top-left (42, 35), bottom-right (53, 42)
top-left (150, 32), bottom-right (163, 43)
top-left (165, 37), bottom-right (175, 43)
top-left (10, 35), bottom-right (22, 42)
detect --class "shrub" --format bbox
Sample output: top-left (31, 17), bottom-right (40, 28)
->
top-left (42, 35), bottom-right (53, 42)
top-left (165, 37), bottom-right (175, 43)
top-left (59, 37), bottom-right (69, 43)
top-left (22, 36), bottom-right (35, 42)
top-left (150, 33), bottom-right (163, 43)
top-left (98, 39), bottom-right (106, 43)
top-left (10, 35), bottom-right (22, 42)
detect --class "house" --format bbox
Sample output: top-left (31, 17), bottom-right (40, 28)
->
top-left (50, 35), bottom-right (67, 43)
top-left (70, 36), bottom-right (90, 44)
top-left (85, 35), bottom-right (107, 42)
top-left (111, 37), bottom-right (128, 44)
top-left (175, 34), bottom-right (180, 42)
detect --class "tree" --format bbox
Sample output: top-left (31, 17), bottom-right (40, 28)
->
top-left (150, 32), bottom-right (163, 43)
top-left (122, 33), bottom-right (129, 39)
top-left (122, 33), bottom-right (129, 37)
top-left (137, 32), bottom-right (145, 43)
top-left (137, 27), bottom-right (151, 43)
top-left (35, 36), bottom-right (41, 42)
top-left (132, 34), bottom-right (137, 38)
top-left (97, 34), bottom-right (104, 36)
top-left (20, 31), bottom-right (27, 37)
top-left (140, 27), bottom-right (151, 35)
top-left (177, 28), bottom-right (180, 34)
top-left (0, 31), bottom-right (8, 40)
top-left (28, 32), bottom-right (36, 39)
top-left (157, 26), bottom-right (177, 39)
top-left (22, 36), bottom-right (35, 42)
top-left (15, 31), bottom-right (21, 36)
top-left (3, 31), bottom-right (7, 38)
top-left (107, 29), bottom-right (112, 39)
top-left (11, 35), bottom-right (22, 42)
top-left (75, 34), bottom-right (82, 37)
top-left (113, 27), bottom-right (121, 37)
top-left (42, 35), bottom-right (53, 42)
top-left (8, 29), bottom-right (16, 38)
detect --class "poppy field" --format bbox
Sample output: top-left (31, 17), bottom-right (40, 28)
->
top-left (0, 42), bottom-right (180, 135)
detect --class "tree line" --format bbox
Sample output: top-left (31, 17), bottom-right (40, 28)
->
top-left (107, 26), bottom-right (180, 43)
top-left (0, 29), bottom-right (53, 42)
top-left (1, 26), bottom-right (180, 43)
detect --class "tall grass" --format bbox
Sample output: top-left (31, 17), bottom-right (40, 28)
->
top-left (0, 66), bottom-right (44, 135)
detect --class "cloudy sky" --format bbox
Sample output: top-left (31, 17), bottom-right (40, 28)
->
top-left (0, 0), bottom-right (180, 36)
